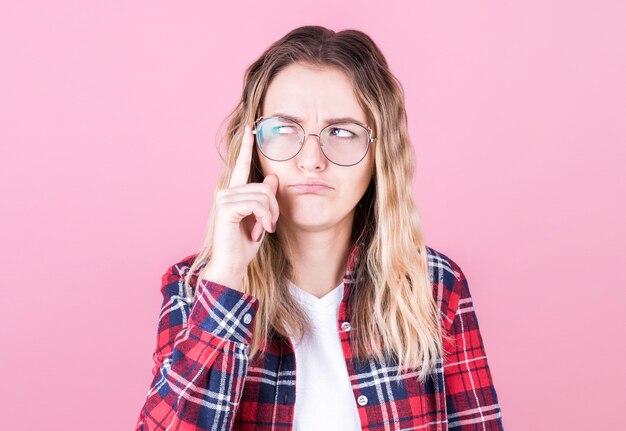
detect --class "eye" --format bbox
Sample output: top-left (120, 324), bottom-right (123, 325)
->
top-left (329, 127), bottom-right (355, 138)
top-left (271, 125), bottom-right (299, 135)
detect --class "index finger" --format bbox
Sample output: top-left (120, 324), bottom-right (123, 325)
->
top-left (229, 124), bottom-right (255, 188)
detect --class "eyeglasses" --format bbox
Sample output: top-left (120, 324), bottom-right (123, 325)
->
top-left (252, 116), bottom-right (376, 167)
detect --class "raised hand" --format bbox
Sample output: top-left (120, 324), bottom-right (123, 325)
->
top-left (201, 124), bottom-right (280, 291)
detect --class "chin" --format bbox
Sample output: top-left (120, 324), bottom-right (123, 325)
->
top-left (292, 216), bottom-right (331, 229)
top-left (291, 211), bottom-right (350, 232)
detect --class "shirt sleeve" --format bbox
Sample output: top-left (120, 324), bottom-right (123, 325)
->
top-left (134, 259), bottom-right (259, 431)
top-left (443, 262), bottom-right (505, 430)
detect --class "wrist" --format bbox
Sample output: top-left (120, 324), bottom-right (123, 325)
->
top-left (201, 264), bottom-right (245, 291)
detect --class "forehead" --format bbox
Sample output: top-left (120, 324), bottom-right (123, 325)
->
top-left (261, 63), bottom-right (367, 124)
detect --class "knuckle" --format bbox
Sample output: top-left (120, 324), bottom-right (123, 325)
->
top-left (215, 189), bottom-right (227, 201)
top-left (252, 200), bottom-right (263, 211)
top-left (261, 192), bottom-right (270, 205)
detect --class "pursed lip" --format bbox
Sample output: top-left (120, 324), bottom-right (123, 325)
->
top-left (289, 180), bottom-right (332, 188)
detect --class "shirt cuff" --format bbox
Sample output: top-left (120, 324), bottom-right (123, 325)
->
top-left (188, 279), bottom-right (259, 345)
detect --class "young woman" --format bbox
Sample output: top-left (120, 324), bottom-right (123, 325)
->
top-left (135, 26), bottom-right (504, 431)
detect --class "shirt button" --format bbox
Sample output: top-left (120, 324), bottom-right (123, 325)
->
top-left (357, 395), bottom-right (368, 406)
top-left (341, 321), bottom-right (351, 332)
top-left (243, 313), bottom-right (252, 324)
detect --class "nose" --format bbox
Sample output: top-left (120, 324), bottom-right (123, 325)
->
top-left (296, 133), bottom-right (328, 170)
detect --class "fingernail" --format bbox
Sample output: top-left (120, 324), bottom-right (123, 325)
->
top-left (254, 231), bottom-right (263, 242)
top-left (271, 221), bottom-right (276, 232)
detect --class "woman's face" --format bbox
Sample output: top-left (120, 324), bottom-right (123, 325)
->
top-left (257, 63), bottom-right (375, 233)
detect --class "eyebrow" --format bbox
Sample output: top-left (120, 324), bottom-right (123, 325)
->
top-left (269, 112), bottom-right (366, 126)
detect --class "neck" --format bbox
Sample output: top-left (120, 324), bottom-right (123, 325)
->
top-left (277, 216), bottom-right (354, 299)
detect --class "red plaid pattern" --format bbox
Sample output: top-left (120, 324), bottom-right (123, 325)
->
top-left (135, 244), bottom-right (504, 430)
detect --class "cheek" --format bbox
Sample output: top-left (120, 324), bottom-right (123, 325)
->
top-left (256, 150), bottom-right (271, 177)
top-left (362, 154), bottom-right (376, 184)
top-left (256, 156), bottom-right (287, 191)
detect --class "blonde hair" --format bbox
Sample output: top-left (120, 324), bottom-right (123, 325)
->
top-left (184, 26), bottom-right (450, 381)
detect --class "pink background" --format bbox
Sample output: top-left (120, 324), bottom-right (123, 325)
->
top-left (1, 1), bottom-right (624, 430)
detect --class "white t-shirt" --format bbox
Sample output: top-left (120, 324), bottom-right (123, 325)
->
top-left (287, 280), bottom-right (362, 431)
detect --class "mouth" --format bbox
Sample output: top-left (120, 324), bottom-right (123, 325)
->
top-left (289, 184), bottom-right (332, 193)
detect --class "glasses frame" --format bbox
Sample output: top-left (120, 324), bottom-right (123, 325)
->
top-left (252, 115), bottom-right (377, 167)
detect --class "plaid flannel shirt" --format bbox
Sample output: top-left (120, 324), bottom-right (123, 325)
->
top-left (135, 244), bottom-right (504, 430)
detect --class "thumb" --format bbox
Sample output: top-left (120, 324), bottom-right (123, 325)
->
top-left (263, 173), bottom-right (279, 195)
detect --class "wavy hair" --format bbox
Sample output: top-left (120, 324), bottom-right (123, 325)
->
top-left (183, 25), bottom-right (450, 381)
